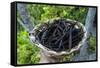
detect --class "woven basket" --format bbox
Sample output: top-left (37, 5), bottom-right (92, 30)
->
top-left (29, 18), bottom-right (87, 56)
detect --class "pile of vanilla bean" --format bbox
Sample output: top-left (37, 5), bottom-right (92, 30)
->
top-left (35, 19), bottom-right (84, 52)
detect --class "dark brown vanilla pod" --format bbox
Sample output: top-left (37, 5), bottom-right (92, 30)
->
top-left (35, 18), bottom-right (84, 52)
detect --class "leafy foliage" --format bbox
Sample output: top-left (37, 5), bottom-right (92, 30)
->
top-left (17, 31), bottom-right (40, 64)
top-left (88, 36), bottom-right (96, 53)
top-left (26, 5), bottom-right (88, 25)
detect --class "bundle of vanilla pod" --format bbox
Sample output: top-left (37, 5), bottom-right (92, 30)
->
top-left (35, 18), bottom-right (84, 52)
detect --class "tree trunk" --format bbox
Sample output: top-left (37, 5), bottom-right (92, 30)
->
top-left (17, 3), bottom-right (34, 32)
top-left (73, 8), bottom-right (96, 61)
